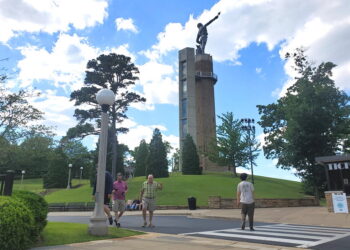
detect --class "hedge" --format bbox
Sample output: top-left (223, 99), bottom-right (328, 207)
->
top-left (13, 190), bottom-right (48, 237)
top-left (0, 196), bottom-right (35, 250)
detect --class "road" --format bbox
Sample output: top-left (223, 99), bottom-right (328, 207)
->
top-left (48, 214), bottom-right (350, 249)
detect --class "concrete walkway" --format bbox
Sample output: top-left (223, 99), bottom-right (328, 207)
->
top-left (33, 232), bottom-right (303, 250)
top-left (49, 206), bottom-right (350, 228)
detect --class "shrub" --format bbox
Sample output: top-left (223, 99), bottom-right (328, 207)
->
top-left (43, 148), bottom-right (68, 188)
top-left (0, 196), bottom-right (35, 250)
top-left (181, 134), bottom-right (201, 175)
top-left (13, 190), bottom-right (48, 237)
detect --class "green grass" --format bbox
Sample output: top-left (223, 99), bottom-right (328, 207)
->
top-left (35, 222), bottom-right (143, 247)
top-left (18, 173), bottom-right (305, 206)
top-left (13, 178), bottom-right (44, 194)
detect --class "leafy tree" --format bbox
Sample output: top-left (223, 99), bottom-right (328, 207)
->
top-left (17, 135), bottom-right (55, 178)
top-left (181, 134), bottom-right (201, 175)
top-left (208, 112), bottom-right (247, 176)
top-left (172, 148), bottom-right (180, 172)
top-left (257, 48), bottom-right (350, 198)
top-left (43, 148), bottom-right (68, 188)
top-left (60, 139), bottom-right (91, 179)
top-left (0, 87), bottom-right (46, 142)
top-left (134, 139), bottom-right (149, 177)
top-left (146, 128), bottom-right (169, 178)
top-left (241, 126), bottom-right (260, 180)
top-left (69, 53), bottom-right (145, 180)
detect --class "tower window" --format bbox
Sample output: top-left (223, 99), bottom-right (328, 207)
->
top-left (181, 99), bottom-right (187, 118)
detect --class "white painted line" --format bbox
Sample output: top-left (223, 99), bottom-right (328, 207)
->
top-left (194, 231), bottom-right (313, 245)
top-left (252, 227), bottom-right (341, 236)
top-left (266, 224), bottom-right (350, 232)
top-left (222, 229), bottom-right (326, 240)
top-left (298, 231), bottom-right (350, 248)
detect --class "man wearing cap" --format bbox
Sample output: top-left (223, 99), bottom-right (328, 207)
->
top-left (236, 173), bottom-right (255, 231)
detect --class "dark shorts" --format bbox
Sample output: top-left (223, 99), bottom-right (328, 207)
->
top-left (104, 194), bottom-right (111, 206)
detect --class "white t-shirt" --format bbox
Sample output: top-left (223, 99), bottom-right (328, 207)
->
top-left (237, 181), bottom-right (254, 204)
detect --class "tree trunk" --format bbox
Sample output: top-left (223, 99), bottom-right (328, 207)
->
top-left (233, 166), bottom-right (237, 177)
top-left (111, 106), bottom-right (117, 181)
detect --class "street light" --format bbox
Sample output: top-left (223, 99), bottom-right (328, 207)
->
top-left (80, 167), bottom-right (84, 184)
top-left (20, 170), bottom-right (25, 189)
top-left (88, 89), bottom-right (115, 236)
top-left (241, 118), bottom-right (256, 184)
top-left (67, 164), bottom-right (73, 189)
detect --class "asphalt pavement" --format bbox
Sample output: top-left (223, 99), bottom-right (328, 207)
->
top-left (48, 214), bottom-right (350, 249)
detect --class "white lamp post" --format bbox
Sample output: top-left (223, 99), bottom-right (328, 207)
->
top-left (21, 170), bottom-right (25, 189)
top-left (66, 163), bottom-right (73, 189)
top-left (80, 167), bottom-right (83, 184)
top-left (88, 89), bottom-right (115, 236)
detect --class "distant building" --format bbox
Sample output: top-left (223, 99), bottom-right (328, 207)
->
top-left (178, 47), bottom-right (220, 171)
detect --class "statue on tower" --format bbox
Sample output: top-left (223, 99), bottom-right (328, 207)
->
top-left (196, 12), bottom-right (220, 55)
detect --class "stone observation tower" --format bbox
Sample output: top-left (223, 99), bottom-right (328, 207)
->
top-left (178, 48), bottom-right (219, 171)
top-left (178, 12), bottom-right (221, 171)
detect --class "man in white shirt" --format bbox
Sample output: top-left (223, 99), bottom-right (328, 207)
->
top-left (236, 173), bottom-right (255, 231)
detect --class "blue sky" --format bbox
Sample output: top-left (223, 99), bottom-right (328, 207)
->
top-left (1, 0), bottom-right (350, 181)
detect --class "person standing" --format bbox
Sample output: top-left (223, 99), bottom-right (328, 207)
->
top-left (236, 173), bottom-right (255, 231)
top-left (92, 170), bottom-right (114, 225)
top-left (112, 172), bottom-right (128, 227)
top-left (140, 174), bottom-right (163, 228)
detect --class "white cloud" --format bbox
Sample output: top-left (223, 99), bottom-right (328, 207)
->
top-left (115, 17), bottom-right (139, 33)
top-left (142, 0), bottom-right (350, 94)
top-left (255, 67), bottom-right (262, 74)
top-left (0, 0), bottom-right (108, 43)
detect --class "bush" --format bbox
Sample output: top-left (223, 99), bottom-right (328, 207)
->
top-left (0, 196), bottom-right (35, 250)
top-left (181, 134), bottom-right (201, 175)
top-left (43, 148), bottom-right (68, 188)
top-left (13, 190), bottom-right (48, 237)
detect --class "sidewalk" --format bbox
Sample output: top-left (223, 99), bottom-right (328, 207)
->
top-left (33, 232), bottom-right (303, 250)
top-left (49, 206), bottom-right (350, 228)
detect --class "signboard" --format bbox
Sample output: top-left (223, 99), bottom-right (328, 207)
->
top-left (332, 193), bottom-right (349, 213)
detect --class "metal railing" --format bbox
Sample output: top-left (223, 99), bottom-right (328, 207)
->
top-left (195, 71), bottom-right (218, 83)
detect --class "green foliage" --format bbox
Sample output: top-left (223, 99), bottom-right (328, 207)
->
top-left (181, 134), bottom-right (201, 175)
top-left (146, 128), bottom-right (169, 178)
top-left (257, 48), bottom-right (350, 197)
top-left (172, 148), bottom-right (180, 172)
top-left (13, 190), bottom-right (48, 237)
top-left (0, 196), bottom-right (35, 250)
top-left (43, 148), bottom-right (68, 188)
top-left (207, 112), bottom-right (247, 176)
top-left (134, 139), bottom-right (149, 177)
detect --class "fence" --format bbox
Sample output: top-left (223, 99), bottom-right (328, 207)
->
top-left (0, 170), bottom-right (15, 196)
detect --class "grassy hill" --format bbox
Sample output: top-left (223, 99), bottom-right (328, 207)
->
top-left (15, 172), bottom-right (305, 206)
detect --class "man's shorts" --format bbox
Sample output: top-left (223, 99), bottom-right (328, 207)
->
top-left (112, 199), bottom-right (126, 212)
top-left (142, 198), bottom-right (156, 211)
top-left (241, 202), bottom-right (255, 215)
top-left (104, 194), bottom-right (111, 206)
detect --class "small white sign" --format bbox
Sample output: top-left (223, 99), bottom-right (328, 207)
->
top-left (332, 193), bottom-right (349, 213)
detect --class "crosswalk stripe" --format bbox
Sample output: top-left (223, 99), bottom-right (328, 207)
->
top-left (264, 224), bottom-right (350, 232)
top-left (194, 231), bottom-right (313, 245)
top-left (221, 229), bottom-right (327, 240)
top-left (251, 227), bottom-right (344, 236)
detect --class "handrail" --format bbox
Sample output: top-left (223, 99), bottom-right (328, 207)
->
top-left (195, 71), bottom-right (218, 83)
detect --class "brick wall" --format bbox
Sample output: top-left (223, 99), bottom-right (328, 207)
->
top-left (208, 196), bottom-right (319, 209)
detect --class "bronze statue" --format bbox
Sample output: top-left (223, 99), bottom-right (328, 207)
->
top-left (196, 12), bottom-right (220, 54)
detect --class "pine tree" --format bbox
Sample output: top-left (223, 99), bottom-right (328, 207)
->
top-left (181, 134), bottom-right (201, 175)
top-left (134, 140), bottom-right (149, 177)
top-left (146, 129), bottom-right (169, 178)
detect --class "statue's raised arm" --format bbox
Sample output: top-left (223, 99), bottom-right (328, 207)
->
top-left (196, 12), bottom-right (221, 54)
top-left (204, 12), bottom-right (221, 27)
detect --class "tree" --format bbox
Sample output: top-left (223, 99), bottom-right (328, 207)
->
top-left (43, 148), bottom-right (68, 188)
top-left (172, 148), bottom-right (180, 172)
top-left (134, 139), bottom-right (149, 177)
top-left (0, 86), bottom-right (47, 142)
top-left (257, 48), bottom-right (350, 198)
top-left (208, 112), bottom-right (247, 176)
top-left (146, 128), bottom-right (169, 178)
top-left (69, 53), bottom-right (145, 180)
top-left (181, 134), bottom-right (201, 175)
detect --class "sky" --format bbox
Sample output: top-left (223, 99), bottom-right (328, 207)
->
top-left (1, 0), bottom-right (350, 181)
